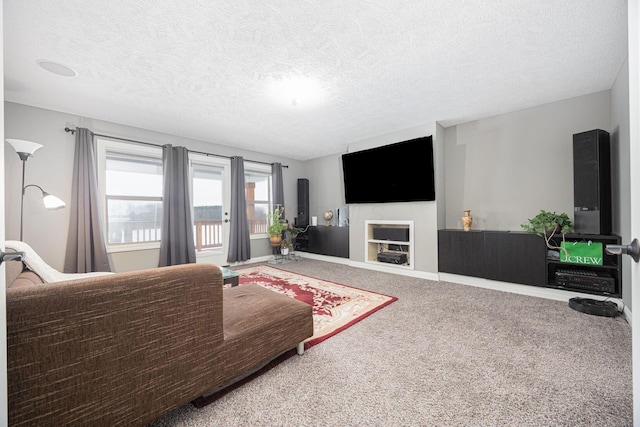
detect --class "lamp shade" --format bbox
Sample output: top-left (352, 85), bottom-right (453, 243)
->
top-left (6, 139), bottom-right (43, 157)
top-left (42, 193), bottom-right (66, 210)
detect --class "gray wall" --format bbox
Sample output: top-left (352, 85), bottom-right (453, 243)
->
top-left (303, 123), bottom-right (441, 274)
top-left (443, 90), bottom-right (612, 231)
top-left (5, 87), bottom-right (629, 300)
top-left (300, 153), bottom-right (346, 225)
top-left (4, 102), bottom-right (304, 271)
top-left (443, 88), bottom-right (633, 308)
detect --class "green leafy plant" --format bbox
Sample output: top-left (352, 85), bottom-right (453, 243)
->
top-left (521, 210), bottom-right (573, 250)
top-left (267, 206), bottom-right (288, 237)
top-left (281, 224), bottom-right (303, 249)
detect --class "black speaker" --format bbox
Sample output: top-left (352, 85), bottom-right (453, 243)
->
top-left (296, 178), bottom-right (309, 228)
top-left (573, 129), bottom-right (611, 235)
top-left (373, 227), bottom-right (409, 242)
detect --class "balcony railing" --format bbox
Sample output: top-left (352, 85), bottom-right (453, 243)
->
top-left (109, 219), bottom-right (269, 251)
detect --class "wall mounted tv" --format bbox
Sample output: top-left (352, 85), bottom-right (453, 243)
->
top-left (341, 135), bottom-right (435, 204)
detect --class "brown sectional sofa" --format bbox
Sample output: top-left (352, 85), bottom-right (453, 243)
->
top-left (6, 261), bottom-right (314, 426)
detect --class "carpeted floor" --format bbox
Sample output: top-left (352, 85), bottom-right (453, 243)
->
top-left (149, 258), bottom-right (632, 426)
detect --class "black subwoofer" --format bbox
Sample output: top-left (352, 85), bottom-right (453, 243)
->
top-left (296, 178), bottom-right (309, 228)
top-left (573, 129), bottom-right (611, 235)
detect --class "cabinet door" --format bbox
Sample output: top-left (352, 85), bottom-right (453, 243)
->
top-left (306, 226), bottom-right (349, 258)
top-left (329, 227), bottom-right (350, 258)
top-left (484, 232), bottom-right (546, 286)
top-left (438, 230), bottom-right (485, 278)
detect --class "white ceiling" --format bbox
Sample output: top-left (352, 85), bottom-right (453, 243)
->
top-left (4, 1), bottom-right (628, 161)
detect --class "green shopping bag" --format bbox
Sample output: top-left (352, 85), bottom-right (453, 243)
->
top-left (559, 241), bottom-right (603, 265)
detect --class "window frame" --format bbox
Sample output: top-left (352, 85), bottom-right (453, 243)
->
top-left (244, 162), bottom-right (273, 239)
top-left (189, 153), bottom-right (231, 253)
top-left (97, 139), bottom-right (277, 250)
top-left (97, 138), bottom-right (164, 252)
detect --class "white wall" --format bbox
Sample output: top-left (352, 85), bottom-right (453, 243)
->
top-left (1, 4), bottom-right (8, 424)
top-left (611, 58), bottom-right (632, 309)
top-left (444, 90), bottom-right (612, 231)
top-left (4, 102), bottom-right (305, 271)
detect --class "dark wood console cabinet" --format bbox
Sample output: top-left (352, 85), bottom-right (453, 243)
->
top-left (438, 230), bottom-right (546, 287)
top-left (297, 226), bottom-right (349, 258)
top-left (438, 229), bottom-right (622, 296)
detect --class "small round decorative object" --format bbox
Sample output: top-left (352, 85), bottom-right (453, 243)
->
top-left (323, 210), bottom-right (334, 226)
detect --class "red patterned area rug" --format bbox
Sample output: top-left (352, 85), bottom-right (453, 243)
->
top-left (192, 264), bottom-right (397, 408)
top-left (237, 264), bottom-right (397, 347)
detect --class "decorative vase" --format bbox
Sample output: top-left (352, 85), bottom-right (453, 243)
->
top-left (462, 210), bottom-right (473, 231)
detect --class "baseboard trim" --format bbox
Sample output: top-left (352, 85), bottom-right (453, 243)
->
top-left (297, 252), bottom-right (351, 265)
top-left (349, 260), bottom-right (440, 281)
top-left (439, 273), bottom-right (630, 324)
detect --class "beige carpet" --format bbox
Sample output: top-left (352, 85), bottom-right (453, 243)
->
top-left (149, 259), bottom-right (632, 426)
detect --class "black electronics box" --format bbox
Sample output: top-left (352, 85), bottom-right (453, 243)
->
top-left (373, 227), bottom-right (409, 242)
top-left (377, 252), bottom-right (408, 265)
top-left (555, 269), bottom-right (616, 294)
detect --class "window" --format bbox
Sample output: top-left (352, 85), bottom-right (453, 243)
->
top-left (98, 140), bottom-right (163, 250)
top-left (245, 166), bottom-right (272, 236)
top-left (98, 139), bottom-right (276, 251)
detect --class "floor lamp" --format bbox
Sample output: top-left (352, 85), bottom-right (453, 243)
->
top-left (5, 139), bottom-right (66, 241)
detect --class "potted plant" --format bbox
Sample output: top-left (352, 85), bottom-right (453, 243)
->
top-left (280, 239), bottom-right (293, 255)
top-left (521, 209), bottom-right (573, 250)
top-left (267, 206), bottom-right (288, 247)
top-left (280, 224), bottom-right (303, 255)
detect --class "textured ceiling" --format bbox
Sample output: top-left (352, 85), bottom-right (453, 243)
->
top-left (4, 1), bottom-right (628, 161)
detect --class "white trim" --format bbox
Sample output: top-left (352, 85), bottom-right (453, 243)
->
top-left (438, 272), bottom-right (627, 305)
top-left (96, 138), bottom-right (163, 253)
top-left (364, 220), bottom-right (415, 270)
top-left (350, 260), bottom-right (438, 280)
top-left (297, 252), bottom-right (351, 265)
top-left (107, 242), bottom-right (161, 252)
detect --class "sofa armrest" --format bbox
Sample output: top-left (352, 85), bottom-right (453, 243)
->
top-left (7, 263), bottom-right (223, 426)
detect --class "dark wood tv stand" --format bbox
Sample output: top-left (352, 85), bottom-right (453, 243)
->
top-left (297, 226), bottom-right (349, 258)
top-left (438, 229), bottom-right (621, 297)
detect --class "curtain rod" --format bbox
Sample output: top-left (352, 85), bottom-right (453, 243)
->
top-left (63, 127), bottom-right (288, 168)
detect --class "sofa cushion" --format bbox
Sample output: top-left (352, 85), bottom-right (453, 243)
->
top-left (5, 255), bottom-right (24, 287)
top-left (9, 271), bottom-right (45, 288)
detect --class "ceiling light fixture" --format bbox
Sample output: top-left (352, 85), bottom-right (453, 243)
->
top-left (268, 76), bottom-right (325, 108)
top-left (36, 59), bottom-right (78, 77)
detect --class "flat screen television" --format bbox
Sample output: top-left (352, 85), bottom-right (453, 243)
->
top-left (341, 135), bottom-right (435, 204)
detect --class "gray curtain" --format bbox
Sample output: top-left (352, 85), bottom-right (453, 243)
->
top-left (272, 162), bottom-right (284, 213)
top-left (64, 127), bottom-right (111, 273)
top-left (227, 156), bottom-right (251, 262)
top-left (158, 145), bottom-right (196, 266)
